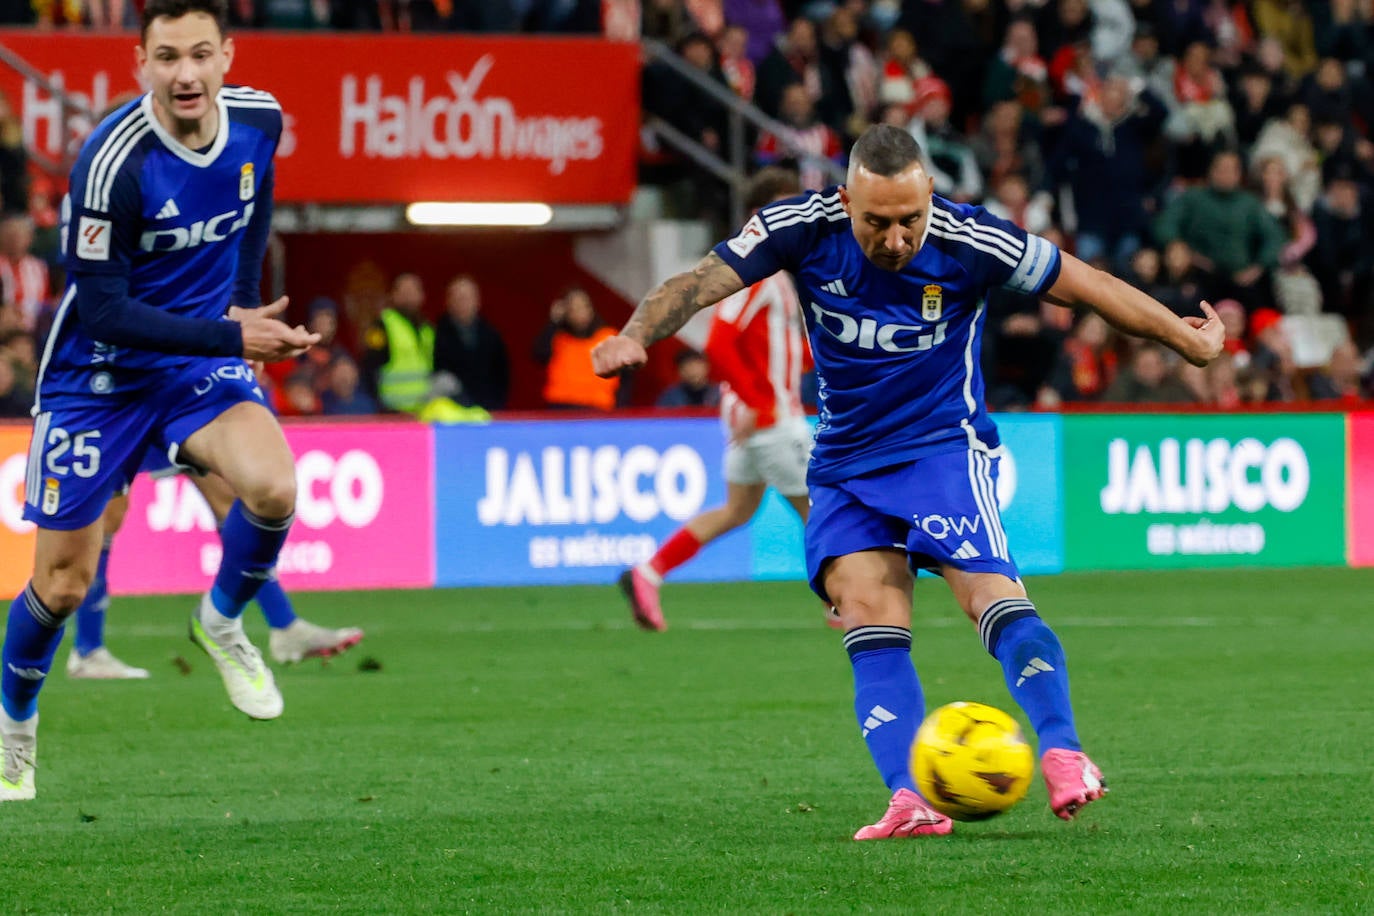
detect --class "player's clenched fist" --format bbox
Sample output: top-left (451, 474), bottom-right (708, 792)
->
top-left (591, 334), bottom-right (649, 378)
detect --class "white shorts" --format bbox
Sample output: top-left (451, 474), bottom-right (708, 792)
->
top-left (723, 416), bottom-right (813, 496)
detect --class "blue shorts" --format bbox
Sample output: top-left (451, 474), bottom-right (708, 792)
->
top-left (804, 447), bottom-right (1020, 600)
top-left (23, 358), bottom-right (263, 530)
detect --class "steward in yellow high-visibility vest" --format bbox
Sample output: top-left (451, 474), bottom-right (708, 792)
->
top-left (362, 273), bottom-right (436, 414)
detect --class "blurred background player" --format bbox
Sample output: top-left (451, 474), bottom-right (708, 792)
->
top-left (619, 167), bottom-right (814, 632)
top-left (593, 125), bottom-right (1224, 839)
top-left (66, 465), bottom-right (364, 679)
top-left (2, 0), bottom-right (318, 801)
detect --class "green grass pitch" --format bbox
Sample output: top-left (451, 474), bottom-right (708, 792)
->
top-left (2, 568), bottom-right (1371, 914)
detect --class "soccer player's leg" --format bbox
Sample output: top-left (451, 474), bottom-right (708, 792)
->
top-left (619, 445), bottom-right (767, 630)
top-left (807, 484), bottom-right (951, 839)
top-left (66, 492), bottom-right (150, 680)
top-left (167, 363), bottom-right (292, 719)
top-left (6, 404), bottom-right (151, 799)
top-left (190, 472), bottom-right (363, 664)
top-left (756, 418), bottom-right (829, 626)
top-left (918, 449), bottom-right (1106, 820)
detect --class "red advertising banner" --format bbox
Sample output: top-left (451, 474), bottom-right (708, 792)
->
top-left (1348, 413), bottom-right (1374, 565)
top-left (0, 31), bottom-right (640, 204)
top-left (109, 422), bottom-right (435, 595)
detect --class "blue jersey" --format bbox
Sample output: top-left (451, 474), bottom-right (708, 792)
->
top-left (713, 189), bottom-right (1061, 484)
top-left (44, 86), bottom-right (281, 404)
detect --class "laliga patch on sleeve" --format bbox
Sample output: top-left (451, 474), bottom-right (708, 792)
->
top-left (726, 214), bottom-right (768, 258)
top-left (76, 216), bottom-right (113, 261)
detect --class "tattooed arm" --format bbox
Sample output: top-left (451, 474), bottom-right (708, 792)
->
top-left (591, 251), bottom-right (746, 378)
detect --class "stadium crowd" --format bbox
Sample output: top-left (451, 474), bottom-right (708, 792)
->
top-left (1, 0), bottom-right (1372, 413)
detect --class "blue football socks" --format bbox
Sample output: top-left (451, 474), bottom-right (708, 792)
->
top-left (255, 579), bottom-right (297, 630)
top-left (2, 585), bottom-right (65, 722)
top-left (209, 501), bottom-right (292, 619)
top-left (980, 598), bottom-right (1081, 752)
top-left (72, 537), bottom-right (112, 657)
top-left (845, 626), bottom-right (923, 794)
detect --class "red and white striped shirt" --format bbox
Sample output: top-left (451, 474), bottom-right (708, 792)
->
top-left (704, 272), bottom-right (810, 431)
top-left (0, 254), bottom-right (50, 332)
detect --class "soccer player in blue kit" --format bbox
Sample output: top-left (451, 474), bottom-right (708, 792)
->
top-left (593, 126), bottom-right (1225, 838)
top-left (0, 0), bottom-right (319, 801)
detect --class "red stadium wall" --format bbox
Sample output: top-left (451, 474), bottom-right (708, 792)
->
top-left (278, 232), bottom-right (681, 410)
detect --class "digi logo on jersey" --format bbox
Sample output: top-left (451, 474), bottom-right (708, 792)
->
top-left (193, 362), bottom-right (260, 397)
top-left (139, 203), bottom-right (254, 253)
top-left (809, 302), bottom-right (949, 353)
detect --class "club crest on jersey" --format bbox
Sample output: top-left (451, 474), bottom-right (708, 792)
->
top-left (922, 284), bottom-right (943, 321)
top-left (42, 478), bottom-right (60, 515)
top-left (726, 214), bottom-right (768, 258)
top-left (239, 163), bottom-right (255, 201)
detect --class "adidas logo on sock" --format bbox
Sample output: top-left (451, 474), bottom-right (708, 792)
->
top-left (952, 540), bottom-right (981, 560)
top-left (821, 278), bottom-right (849, 296)
top-left (1016, 656), bottom-right (1055, 687)
top-left (155, 198), bottom-right (180, 219)
top-left (861, 704), bottom-right (896, 737)
top-left (5, 663), bottom-right (46, 681)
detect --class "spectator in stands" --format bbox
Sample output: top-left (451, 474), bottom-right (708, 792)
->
top-left (0, 214), bottom-right (49, 333)
top-left (723, 0), bottom-right (787, 66)
top-left (1250, 101), bottom-right (1321, 212)
top-left (1314, 0), bottom-right (1374, 63)
top-left (1165, 41), bottom-right (1238, 180)
top-left (1158, 238), bottom-right (1213, 315)
top-left (984, 17), bottom-right (1052, 114)
top-left (816, 4), bottom-right (878, 138)
top-left (656, 348), bottom-right (720, 408)
top-left (1247, 306), bottom-right (1300, 400)
top-left (1202, 350), bottom-right (1245, 408)
top-left (876, 28), bottom-right (933, 115)
top-left (1100, 342), bottom-right (1200, 403)
top-left (1254, 155), bottom-right (1324, 316)
top-left (755, 83), bottom-right (845, 191)
top-left (0, 327), bottom-right (34, 411)
top-left (717, 23), bottom-right (756, 101)
top-left (1039, 0), bottom-right (1095, 64)
top-left (361, 272), bottom-right (436, 414)
top-left (275, 371), bottom-right (321, 417)
top-left (1306, 339), bottom-right (1367, 401)
top-left (755, 14), bottom-right (826, 120)
top-left (970, 99), bottom-right (1045, 193)
top-left (1309, 164), bottom-right (1374, 343)
top-left (1300, 56), bottom-right (1374, 129)
top-left (320, 355), bottom-right (379, 416)
top-left (1154, 149), bottom-right (1286, 309)
top-left (1110, 23), bottom-right (1176, 106)
top-left (433, 274), bottom-right (510, 411)
top-left (532, 287), bottom-right (620, 411)
top-left (1047, 76), bottom-right (1167, 269)
top-left (1230, 62), bottom-right (1285, 150)
top-left (1310, 116), bottom-right (1374, 188)
top-left (273, 296), bottom-right (348, 399)
top-left (1212, 297), bottom-right (1253, 368)
top-left (641, 31), bottom-right (732, 220)
top-left (1254, 0), bottom-right (1319, 78)
top-left (985, 172), bottom-right (1053, 235)
top-left (0, 353), bottom-right (27, 417)
top-left (903, 78), bottom-right (983, 202)
top-left (1254, 35), bottom-right (1303, 106)
top-left (1046, 311), bottom-right (1118, 403)
top-left (897, 0), bottom-right (999, 131)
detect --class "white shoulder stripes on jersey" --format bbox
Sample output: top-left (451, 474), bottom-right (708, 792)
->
top-left (220, 86), bottom-right (282, 111)
top-left (762, 191), bottom-right (846, 232)
top-left (925, 202), bottom-right (1025, 268)
top-left (84, 104), bottom-right (152, 213)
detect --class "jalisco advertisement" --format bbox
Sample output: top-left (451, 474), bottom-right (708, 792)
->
top-left (1062, 414), bottom-right (1346, 570)
top-left (0, 32), bottom-right (640, 204)
top-left (434, 419), bottom-right (751, 587)
top-left (108, 424), bottom-right (434, 595)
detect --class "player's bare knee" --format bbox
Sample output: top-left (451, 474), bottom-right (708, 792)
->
top-left (32, 566), bottom-right (96, 615)
top-left (242, 477), bottom-right (297, 520)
